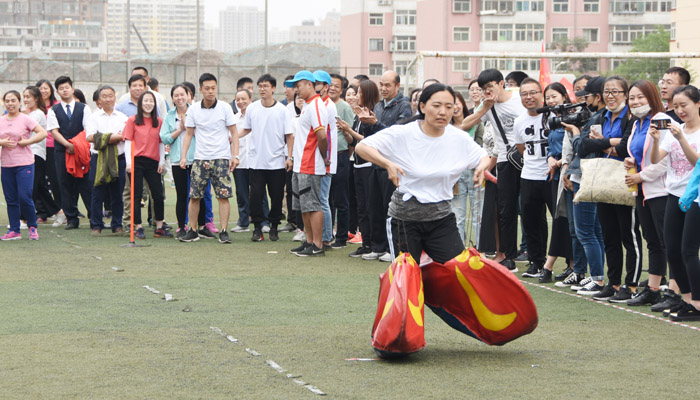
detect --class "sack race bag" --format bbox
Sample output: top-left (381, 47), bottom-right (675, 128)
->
top-left (421, 248), bottom-right (538, 345)
top-left (573, 157), bottom-right (635, 207)
top-left (371, 252), bottom-right (426, 358)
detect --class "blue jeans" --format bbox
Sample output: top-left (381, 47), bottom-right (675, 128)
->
top-left (564, 188), bottom-right (587, 275)
top-left (321, 173), bottom-right (333, 242)
top-left (232, 168), bottom-right (269, 228)
top-left (572, 182), bottom-right (605, 281)
top-left (89, 154), bottom-right (126, 230)
top-left (2, 164), bottom-right (37, 232)
top-left (202, 180), bottom-right (214, 224)
top-left (451, 168), bottom-right (483, 246)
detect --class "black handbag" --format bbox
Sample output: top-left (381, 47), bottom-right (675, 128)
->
top-left (491, 107), bottom-right (523, 171)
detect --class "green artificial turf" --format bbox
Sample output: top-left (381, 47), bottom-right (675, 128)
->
top-left (1, 186), bottom-right (699, 399)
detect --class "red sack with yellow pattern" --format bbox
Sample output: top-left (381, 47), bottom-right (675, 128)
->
top-left (371, 252), bottom-right (426, 358)
top-left (421, 248), bottom-right (538, 345)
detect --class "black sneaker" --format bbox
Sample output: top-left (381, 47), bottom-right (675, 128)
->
top-left (521, 262), bottom-right (542, 278)
top-left (514, 250), bottom-right (529, 263)
top-left (555, 266), bottom-right (574, 281)
top-left (198, 226), bottom-right (216, 239)
top-left (179, 228), bottom-right (200, 242)
top-left (652, 289), bottom-right (683, 313)
top-left (251, 229), bottom-right (264, 242)
top-left (154, 227), bottom-right (173, 238)
top-left (555, 272), bottom-right (585, 288)
top-left (290, 242), bottom-right (310, 254)
top-left (349, 246), bottom-right (372, 258)
top-left (176, 229), bottom-right (187, 240)
top-left (608, 286), bottom-right (635, 303)
top-left (627, 286), bottom-right (661, 306)
top-left (670, 302), bottom-right (700, 321)
top-left (638, 276), bottom-right (668, 288)
top-left (269, 228), bottom-right (279, 242)
top-left (297, 243), bottom-right (325, 257)
top-left (537, 268), bottom-right (553, 283)
top-left (578, 281), bottom-right (605, 296)
top-left (135, 227), bottom-right (145, 239)
top-left (663, 301), bottom-right (687, 317)
top-left (500, 259), bottom-right (518, 273)
top-left (592, 284), bottom-right (617, 300)
top-left (572, 277), bottom-right (593, 291)
top-left (331, 241), bottom-right (347, 249)
top-left (218, 230), bottom-right (231, 244)
top-left (323, 243), bottom-right (333, 251)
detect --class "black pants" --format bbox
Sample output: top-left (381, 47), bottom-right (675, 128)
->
top-left (285, 169), bottom-right (302, 230)
top-left (172, 165), bottom-right (205, 229)
top-left (249, 168), bottom-right (285, 229)
top-left (597, 202), bottom-right (643, 287)
top-left (330, 151), bottom-right (350, 244)
top-left (45, 146), bottom-right (61, 207)
top-left (54, 150), bottom-right (92, 226)
top-left (368, 166), bottom-right (396, 253)
top-left (478, 166), bottom-right (498, 253)
top-left (132, 156), bottom-right (164, 225)
top-left (353, 166), bottom-right (371, 248)
top-left (496, 162), bottom-right (521, 259)
top-left (664, 196), bottom-right (700, 299)
top-left (33, 155), bottom-right (60, 219)
top-left (547, 179), bottom-right (572, 260)
top-left (637, 187), bottom-right (667, 277)
top-left (348, 163), bottom-right (358, 234)
top-left (391, 213), bottom-right (465, 264)
top-left (520, 178), bottom-right (549, 265)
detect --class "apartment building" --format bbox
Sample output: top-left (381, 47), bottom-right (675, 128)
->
top-left (290, 12), bottom-right (341, 51)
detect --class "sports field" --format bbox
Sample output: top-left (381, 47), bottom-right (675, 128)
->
top-left (1, 187), bottom-right (699, 399)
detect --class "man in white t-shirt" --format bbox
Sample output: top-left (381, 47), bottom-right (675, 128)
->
top-left (461, 69), bottom-right (527, 271)
top-left (238, 74), bottom-right (293, 242)
top-left (178, 73), bottom-right (240, 244)
top-left (285, 71), bottom-right (330, 257)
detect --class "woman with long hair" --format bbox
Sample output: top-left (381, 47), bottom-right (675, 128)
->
top-left (650, 85), bottom-right (700, 321)
top-left (36, 79), bottom-right (63, 224)
top-left (0, 90), bottom-right (48, 240)
top-left (123, 91), bottom-right (171, 239)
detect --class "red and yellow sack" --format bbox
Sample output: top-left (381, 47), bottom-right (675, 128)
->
top-left (371, 252), bottom-right (426, 358)
top-left (421, 248), bottom-right (538, 345)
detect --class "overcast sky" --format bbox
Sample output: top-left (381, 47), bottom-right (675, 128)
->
top-left (205, 0), bottom-right (341, 29)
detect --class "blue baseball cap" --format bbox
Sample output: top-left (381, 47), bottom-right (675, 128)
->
top-left (284, 70), bottom-right (315, 88)
top-left (312, 70), bottom-right (332, 85)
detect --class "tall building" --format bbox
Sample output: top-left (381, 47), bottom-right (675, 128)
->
top-left (290, 12), bottom-right (341, 51)
top-left (341, 0), bottom-right (672, 89)
top-left (0, 0), bottom-right (106, 25)
top-left (106, 0), bottom-right (203, 56)
top-left (671, 0), bottom-right (699, 84)
top-left (219, 6), bottom-right (265, 53)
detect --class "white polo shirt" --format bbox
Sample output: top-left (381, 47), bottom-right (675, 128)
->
top-left (85, 108), bottom-right (129, 155)
top-left (185, 99), bottom-right (236, 161)
top-left (240, 100), bottom-right (292, 170)
top-left (293, 94), bottom-right (328, 175)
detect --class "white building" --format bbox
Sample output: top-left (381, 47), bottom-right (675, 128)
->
top-left (219, 6), bottom-right (265, 54)
top-left (290, 12), bottom-right (341, 51)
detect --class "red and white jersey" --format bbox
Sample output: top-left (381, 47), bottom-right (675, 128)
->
top-left (293, 94), bottom-right (328, 175)
top-left (321, 95), bottom-right (339, 174)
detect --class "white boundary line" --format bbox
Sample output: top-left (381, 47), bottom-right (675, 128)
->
top-left (521, 280), bottom-right (700, 333)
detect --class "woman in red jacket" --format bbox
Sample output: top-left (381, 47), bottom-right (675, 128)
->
top-left (123, 91), bottom-right (172, 239)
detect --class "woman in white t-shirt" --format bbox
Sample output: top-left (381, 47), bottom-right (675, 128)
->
top-left (650, 85), bottom-right (700, 321)
top-left (355, 84), bottom-right (490, 263)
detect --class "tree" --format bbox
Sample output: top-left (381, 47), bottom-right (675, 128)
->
top-left (548, 36), bottom-right (597, 73)
top-left (612, 27), bottom-right (670, 82)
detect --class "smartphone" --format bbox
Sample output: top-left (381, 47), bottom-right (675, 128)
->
top-left (335, 116), bottom-right (342, 121)
top-left (590, 124), bottom-right (602, 137)
top-left (651, 119), bottom-right (670, 130)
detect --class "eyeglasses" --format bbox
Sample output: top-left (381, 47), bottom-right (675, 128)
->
top-left (520, 90), bottom-right (541, 98)
top-left (603, 90), bottom-right (625, 97)
top-left (658, 79), bottom-right (675, 87)
top-left (469, 88), bottom-right (482, 93)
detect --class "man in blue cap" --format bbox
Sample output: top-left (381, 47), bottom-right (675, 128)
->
top-left (286, 71), bottom-right (330, 257)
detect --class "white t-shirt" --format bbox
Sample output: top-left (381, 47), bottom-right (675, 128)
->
top-left (240, 100), bottom-right (292, 170)
top-left (185, 99), bottom-right (236, 160)
top-left (321, 96), bottom-right (339, 174)
top-left (480, 93), bottom-right (527, 163)
top-left (84, 108), bottom-right (128, 155)
top-left (361, 120), bottom-right (486, 203)
top-left (513, 113), bottom-right (549, 181)
top-left (233, 112), bottom-right (249, 169)
top-left (293, 95), bottom-right (328, 175)
top-left (28, 110), bottom-right (47, 160)
top-left (660, 123), bottom-right (700, 197)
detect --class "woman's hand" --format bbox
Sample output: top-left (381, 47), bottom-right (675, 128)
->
top-left (386, 161), bottom-right (405, 187)
top-left (561, 122), bottom-right (581, 136)
top-left (648, 125), bottom-right (661, 141)
top-left (625, 172), bottom-right (642, 186)
top-left (624, 157), bottom-right (636, 170)
top-left (0, 138), bottom-right (16, 149)
top-left (18, 139), bottom-right (31, 147)
top-left (669, 124), bottom-right (683, 140)
top-left (336, 118), bottom-right (350, 133)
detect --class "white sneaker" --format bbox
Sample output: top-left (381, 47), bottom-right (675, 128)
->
top-left (231, 225), bottom-right (250, 233)
top-left (262, 225), bottom-right (271, 233)
top-left (52, 213), bottom-right (66, 227)
top-left (378, 252), bottom-right (393, 262)
top-left (278, 223), bottom-right (295, 232)
top-left (362, 252), bottom-right (381, 261)
top-left (292, 229), bottom-right (306, 242)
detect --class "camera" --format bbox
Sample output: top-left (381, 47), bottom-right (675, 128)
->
top-left (537, 102), bottom-right (591, 130)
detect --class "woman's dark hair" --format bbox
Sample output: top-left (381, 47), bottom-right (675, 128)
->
top-left (468, 79), bottom-right (480, 90)
top-left (630, 80), bottom-right (665, 116)
top-left (604, 76), bottom-right (629, 103)
top-left (293, 93), bottom-right (302, 116)
top-left (409, 88), bottom-right (421, 102)
top-left (181, 81), bottom-right (196, 97)
top-left (454, 91), bottom-right (470, 118)
top-left (672, 85), bottom-right (700, 104)
top-left (170, 84), bottom-right (188, 99)
top-left (135, 91), bottom-right (160, 128)
top-left (36, 79), bottom-right (57, 107)
top-left (73, 88), bottom-right (86, 104)
top-left (417, 83), bottom-right (456, 119)
top-left (24, 86), bottom-right (46, 114)
top-left (358, 80), bottom-right (380, 112)
top-left (544, 82), bottom-right (572, 104)
top-left (3, 90), bottom-right (21, 103)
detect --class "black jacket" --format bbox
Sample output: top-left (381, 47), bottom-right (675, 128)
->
top-left (371, 92), bottom-right (413, 131)
top-left (579, 106), bottom-right (636, 159)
